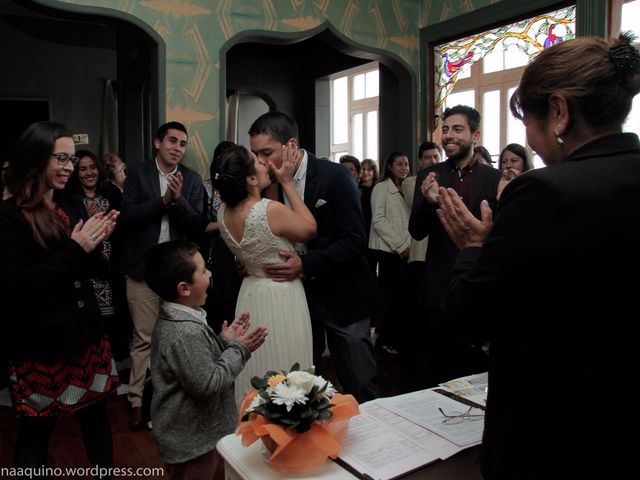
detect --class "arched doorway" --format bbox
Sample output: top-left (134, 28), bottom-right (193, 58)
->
top-left (222, 25), bottom-right (415, 163)
top-left (0, 0), bottom-right (162, 166)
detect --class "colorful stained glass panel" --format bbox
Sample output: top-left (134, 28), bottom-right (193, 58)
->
top-left (434, 5), bottom-right (576, 112)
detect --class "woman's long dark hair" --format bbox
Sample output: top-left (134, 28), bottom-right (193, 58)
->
top-left (211, 145), bottom-right (256, 207)
top-left (67, 149), bottom-right (110, 196)
top-left (382, 151), bottom-right (408, 181)
top-left (6, 121), bottom-right (73, 247)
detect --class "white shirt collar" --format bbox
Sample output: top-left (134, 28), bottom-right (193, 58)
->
top-left (293, 150), bottom-right (308, 184)
top-left (162, 301), bottom-right (208, 324)
top-left (155, 158), bottom-right (178, 177)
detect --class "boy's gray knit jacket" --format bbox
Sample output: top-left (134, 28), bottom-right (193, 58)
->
top-left (150, 303), bottom-right (251, 464)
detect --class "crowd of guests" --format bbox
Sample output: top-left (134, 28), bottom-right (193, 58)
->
top-left (0, 32), bottom-right (638, 480)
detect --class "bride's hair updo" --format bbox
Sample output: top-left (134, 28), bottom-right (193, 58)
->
top-left (212, 145), bottom-right (256, 207)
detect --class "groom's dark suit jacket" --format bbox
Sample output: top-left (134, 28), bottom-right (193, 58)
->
top-left (300, 153), bottom-right (378, 324)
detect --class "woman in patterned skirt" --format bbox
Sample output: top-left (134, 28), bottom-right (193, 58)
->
top-left (0, 121), bottom-right (120, 477)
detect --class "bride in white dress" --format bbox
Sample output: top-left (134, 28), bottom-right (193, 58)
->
top-left (213, 144), bottom-right (317, 407)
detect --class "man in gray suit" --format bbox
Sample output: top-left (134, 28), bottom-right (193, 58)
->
top-left (119, 121), bottom-right (204, 429)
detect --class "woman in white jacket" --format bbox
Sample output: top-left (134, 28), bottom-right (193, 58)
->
top-left (369, 151), bottom-right (410, 355)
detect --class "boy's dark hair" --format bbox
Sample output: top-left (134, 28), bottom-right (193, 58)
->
top-left (143, 240), bottom-right (200, 302)
top-left (248, 111), bottom-right (298, 144)
top-left (155, 121), bottom-right (188, 142)
top-left (442, 105), bottom-right (481, 132)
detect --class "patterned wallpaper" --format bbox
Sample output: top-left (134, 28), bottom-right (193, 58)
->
top-left (52, 0), bottom-right (500, 175)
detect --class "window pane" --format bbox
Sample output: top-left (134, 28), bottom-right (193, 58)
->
top-left (621, 1), bottom-right (640, 136)
top-left (457, 64), bottom-right (472, 79)
top-left (434, 5), bottom-right (575, 114)
top-left (353, 74), bottom-right (365, 100)
top-left (333, 77), bottom-right (348, 144)
top-left (482, 90), bottom-right (500, 157)
top-left (366, 110), bottom-right (378, 162)
top-left (532, 154), bottom-right (545, 169)
top-left (623, 95), bottom-right (640, 134)
top-left (622, 0), bottom-right (640, 36)
top-left (483, 47), bottom-right (504, 74)
top-left (507, 86), bottom-right (526, 147)
top-left (365, 70), bottom-right (379, 98)
top-left (504, 43), bottom-right (529, 69)
top-left (352, 113), bottom-right (363, 160)
top-left (445, 89), bottom-right (475, 109)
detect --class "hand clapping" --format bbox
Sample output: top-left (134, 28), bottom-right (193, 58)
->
top-left (436, 187), bottom-right (492, 250)
top-left (71, 210), bottom-right (119, 253)
top-left (421, 172), bottom-right (440, 205)
top-left (497, 167), bottom-right (521, 201)
top-left (163, 171), bottom-right (184, 205)
top-left (221, 311), bottom-right (268, 353)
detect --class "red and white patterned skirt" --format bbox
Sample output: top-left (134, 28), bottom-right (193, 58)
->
top-left (8, 336), bottom-right (120, 416)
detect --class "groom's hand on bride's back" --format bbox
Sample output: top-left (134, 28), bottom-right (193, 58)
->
top-left (264, 250), bottom-right (302, 282)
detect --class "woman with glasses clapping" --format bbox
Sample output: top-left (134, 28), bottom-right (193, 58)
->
top-left (0, 121), bottom-right (120, 477)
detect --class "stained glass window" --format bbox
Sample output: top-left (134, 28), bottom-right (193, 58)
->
top-left (434, 5), bottom-right (576, 114)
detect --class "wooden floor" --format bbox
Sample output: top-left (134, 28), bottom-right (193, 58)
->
top-left (0, 395), bottom-right (165, 480)
top-left (0, 350), bottom-right (425, 478)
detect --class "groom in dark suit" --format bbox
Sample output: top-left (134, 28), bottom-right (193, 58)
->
top-left (251, 111), bottom-right (379, 402)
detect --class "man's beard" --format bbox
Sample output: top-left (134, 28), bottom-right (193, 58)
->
top-left (446, 142), bottom-right (473, 163)
top-left (267, 170), bottom-right (276, 183)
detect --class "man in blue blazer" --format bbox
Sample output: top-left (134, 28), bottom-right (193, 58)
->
top-left (252, 111), bottom-right (379, 402)
top-left (409, 105), bottom-right (500, 386)
top-left (119, 121), bottom-right (204, 429)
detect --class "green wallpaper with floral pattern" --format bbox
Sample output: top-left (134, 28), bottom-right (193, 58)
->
top-left (50, 0), bottom-right (500, 174)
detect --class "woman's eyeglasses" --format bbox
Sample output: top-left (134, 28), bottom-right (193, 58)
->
top-left (438, 406), bottom-right (484, 425)
top-left (50, 153), bottom-right (79, 166)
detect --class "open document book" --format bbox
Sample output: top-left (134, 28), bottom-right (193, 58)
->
top-left (337, 377), bottom-right (486, 480)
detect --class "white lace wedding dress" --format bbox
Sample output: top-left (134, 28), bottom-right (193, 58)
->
top-left (218, 198), bottom-right (313, 408)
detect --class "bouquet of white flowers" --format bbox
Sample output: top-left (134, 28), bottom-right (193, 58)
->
top-left (237, 363), bottom-right (359, 473)
top-left (242, 363), bottom-right (338, 433)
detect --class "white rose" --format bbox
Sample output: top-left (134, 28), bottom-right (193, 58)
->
top-left (286, 370), bottom-right (317, 394)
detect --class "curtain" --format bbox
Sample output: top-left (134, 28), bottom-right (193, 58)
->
top-left (226, 91), bottom-right (240, 143)
top-left (100, 78), bottom-right (119, 157)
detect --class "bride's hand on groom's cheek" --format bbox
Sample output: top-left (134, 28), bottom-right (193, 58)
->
top-left (268, 142), bottom-right (298, 185)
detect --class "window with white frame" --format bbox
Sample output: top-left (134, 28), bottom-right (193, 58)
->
top-left (330, 63), bottom-right (379, 163)
top-left (436, 5), bottom-right (576, 169)
top-left (620, 0), bottom-right (640, 134)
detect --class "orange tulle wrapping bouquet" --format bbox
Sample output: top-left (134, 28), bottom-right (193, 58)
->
top-left (236, 363), bottom-right (359, 473)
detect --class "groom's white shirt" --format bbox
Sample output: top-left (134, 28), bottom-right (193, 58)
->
top-left (283, 149), bottom-right (309, 256)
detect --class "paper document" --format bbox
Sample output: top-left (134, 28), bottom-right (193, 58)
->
top-left (377, 389), bottom-right (484, 447)
top-left (338, 402), bottom-right (460, 480)
top-left (337, 385), bottom-right (485, 480)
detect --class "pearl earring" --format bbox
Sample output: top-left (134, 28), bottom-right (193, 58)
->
top-left (556, 136), bottom-right (564, 146)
